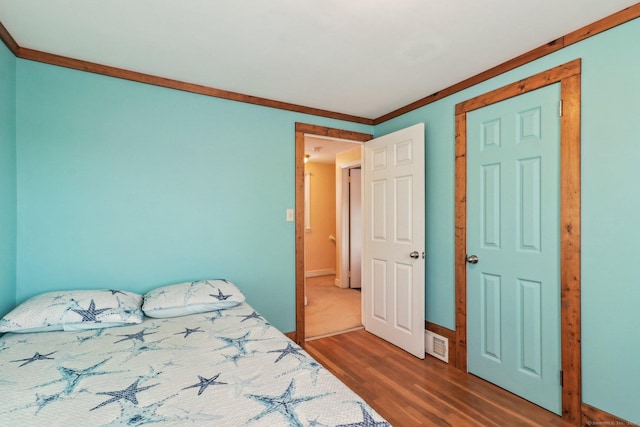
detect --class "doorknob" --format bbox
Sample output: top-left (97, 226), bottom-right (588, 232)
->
top-left (409, 251), bottom-right (420, 259)
top-left (466, 254), bottom-right (479, 264)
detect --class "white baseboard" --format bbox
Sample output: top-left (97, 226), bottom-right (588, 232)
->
top-left (305, 269), bottom-right (336, 278)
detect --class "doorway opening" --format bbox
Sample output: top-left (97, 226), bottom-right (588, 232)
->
top-left (303, 134), bottom-right (364, 340)
top-left (294, 123), bottom-right (372, 345)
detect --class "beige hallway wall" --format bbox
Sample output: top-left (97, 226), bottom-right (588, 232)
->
top-left (304, 161), bottom-right (336, 275)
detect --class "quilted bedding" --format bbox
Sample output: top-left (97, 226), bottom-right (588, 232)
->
top-left (0, 302), bottom-right (390, 426)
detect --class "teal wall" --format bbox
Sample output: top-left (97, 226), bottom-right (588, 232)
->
top-left (0, 42), bottom-right (16, 318)
top-left (7, 13), bottom-right (640, 423)
top-left (374, 17), bottom-right (640, 424)
top-left (14, 59), bottom-right (371, 333)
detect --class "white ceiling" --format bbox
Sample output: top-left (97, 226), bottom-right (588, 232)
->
top-left (0, 1), bottom-right (636, 119)
top-left (305, 135), bottom-right (362, 164)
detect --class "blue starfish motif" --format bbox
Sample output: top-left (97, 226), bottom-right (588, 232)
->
top-left (278, 358), bottom-right (323, 386)
top-left (227, 373), bottom-right (261, 397)
top-left (209, 289), bottom-right (232, 301)
top-left (308, 417), bottom-right (330, 427)
top-left (115, 329), bottom-right (156, 344)
top-left (45, 359), bottom-right (113, 394)
top-left (240, 311), bottom-right (264, 322)
top-left (175, 327), bottom-right (204, 338)
top-left (268, 342), bottom-right (306, 363)
top-left (190, 280), bottom-right (213, 287)
top-left (34, 392), bottom-right (64, 413)
top-left (112, 335), bottom-right (171, 362)
top-left (216, 331), bottom-right (254, 355)
top-left (71, 299), bottom-right (111, 322)
top-left (91, 379), bottom-right (157, 411)
top-left (77, 328), bottom-right (105, 344)
top-left (246, 379), bottom-right (328, 427)
top-left (146, 289), bottom-right (168, 301)
top-left (11, 351), bottom-right (56, 367)
top-left (182, 373), bottom-right (227, 395)
top-left (337, 404), bottom-right (391, 427)
top-left (7, 389), bottom-right (66, 415)
top-left (101, 394), bottom-right (175, 426)
top-left (223, 349), bottom-right (258, 365)
top-left (206, 310), bottom-right (223, 324)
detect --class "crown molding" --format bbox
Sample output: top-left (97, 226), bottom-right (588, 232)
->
top-left (17, 47), bottom-right (375, 125)
top-left (0, 29), bottom-right (374, 125)
top-left (374, 2), bottom-right (640, 124)
top-left (1, 2), bottom-right (639, 125)
top-left (0, 20), bottom-right (18, 55)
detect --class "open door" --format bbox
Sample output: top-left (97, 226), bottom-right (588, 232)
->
top-left (362, 123), bottom-right (425, 358)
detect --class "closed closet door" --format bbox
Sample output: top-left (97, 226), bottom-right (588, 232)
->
top-left (466, 83), bottom-right (562, 414)
top-left (349, 167), bottom-right (362, 289)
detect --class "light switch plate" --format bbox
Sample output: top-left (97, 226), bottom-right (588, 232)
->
top-left (286, 209), bottom-right (294, 222)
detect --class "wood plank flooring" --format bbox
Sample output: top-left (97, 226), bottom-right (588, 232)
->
top-left (305, 329), bottom-right (576, 427)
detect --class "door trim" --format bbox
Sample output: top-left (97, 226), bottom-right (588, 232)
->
top-left (454, 59), bottom-right (582, 423)
top-left (294, 123), bottom-right (373, 346)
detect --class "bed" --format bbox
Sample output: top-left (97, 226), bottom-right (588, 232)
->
top-left (0, 279), bottom-right (390, 426)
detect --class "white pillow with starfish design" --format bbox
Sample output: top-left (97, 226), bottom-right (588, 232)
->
top-left (0, 289), bottom-right (143, 334)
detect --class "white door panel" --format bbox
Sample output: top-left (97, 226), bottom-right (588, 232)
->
top-left (362, 123), bottom-right (425, 359)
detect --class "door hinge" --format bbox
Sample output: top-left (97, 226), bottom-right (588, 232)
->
top-left (560, 370), bottom-right (564, 387)
top-left (559, 100), bottom-right (563, 117)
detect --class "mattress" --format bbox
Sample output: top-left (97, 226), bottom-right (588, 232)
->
top-left (0, 302), bottom-right (390, 426)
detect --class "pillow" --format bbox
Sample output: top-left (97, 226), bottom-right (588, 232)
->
top-left (0, 290), bottom-right (143, 334)
top-left (142, 279), bottom-right (245, 318)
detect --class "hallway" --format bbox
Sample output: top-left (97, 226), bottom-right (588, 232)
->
top-left (304, 275), bottom-right (362, 340)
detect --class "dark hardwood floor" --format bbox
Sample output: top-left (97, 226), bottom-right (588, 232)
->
top-left (305, 329), bottom-right (576, 427)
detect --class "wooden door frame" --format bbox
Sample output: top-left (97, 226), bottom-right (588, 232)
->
top-left (294, 123), bottom-right (373, 346)
top-left (454, 59), bottom-right (582, 424)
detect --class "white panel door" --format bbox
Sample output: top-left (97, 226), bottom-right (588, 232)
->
top-left (362, 123), bottom-right (425, 358)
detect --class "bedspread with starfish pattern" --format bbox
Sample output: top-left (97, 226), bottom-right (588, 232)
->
top-left (0, 302), bottom-right (390, 426)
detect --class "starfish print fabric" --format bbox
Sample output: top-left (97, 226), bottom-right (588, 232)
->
top-left (142, 279), bottom-right (245, 318)
top-left (0, 290), bottom-right (143, 333)
top-left (0, 301), bottom-right (390, 426)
